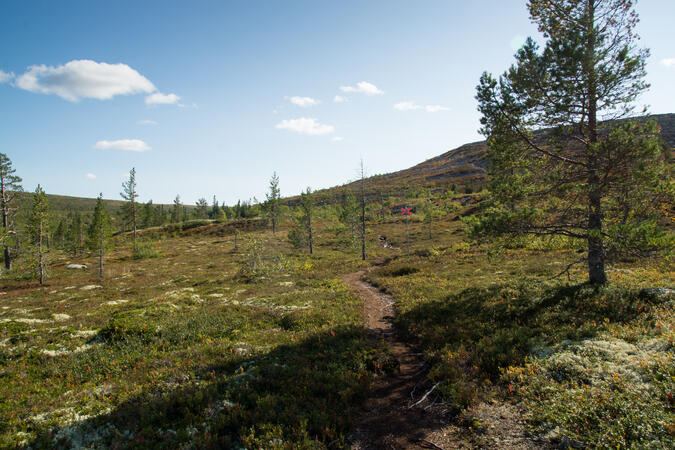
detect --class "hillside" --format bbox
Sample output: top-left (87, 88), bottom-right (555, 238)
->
top-left (336, 113), bottom-right (675, 197)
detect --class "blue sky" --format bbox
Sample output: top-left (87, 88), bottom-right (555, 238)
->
top-left (2, 0), bottom-right (674, 205)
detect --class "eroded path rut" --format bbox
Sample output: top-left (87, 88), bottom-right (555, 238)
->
top-left (343, 269), bottom-right (447, 449)
top-left (344, 268), bottom-right (542, 450)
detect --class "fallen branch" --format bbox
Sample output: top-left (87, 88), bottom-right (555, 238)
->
top-left (548, 256), bottom-right (586, 281)
top-left (409, 382), bottom-right (440, 409)
top-left (415, 438), bottom-right (445, 450)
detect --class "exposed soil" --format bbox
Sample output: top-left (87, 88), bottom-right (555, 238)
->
top-left (344, 267), bottom-right (544, 449)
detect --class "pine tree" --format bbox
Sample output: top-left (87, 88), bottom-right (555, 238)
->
top-left (28, 185), bottom-right (49, 284)
top-left (210, 195), bottom-right (219, 219)
top-left (299, 187), bottom-right (314, 254)
top-left (195, 198), bottom-right (208, 219)
top-left (141, 200), bottom-right (155, 228)
top-left (172, 195), bottom-right (182, 223)
top-left (0, 153), bottom-right (23, 270)
top-left (265, 172), bottom-right (281, 234)
top-left (121, 168), bottom-right (139, 250)
top-left (475, 0), bottom-right (672, 284)
top-left (88, 194), bottom-right (112, 278)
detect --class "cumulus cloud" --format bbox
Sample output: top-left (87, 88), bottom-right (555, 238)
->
top-left (275, 118), bottom-right (335, 135)
top-left (0, 70), bottom-right (13, 83)
top-left (145, 92), bottom-right (181, 105)
top-left (394, 101), bottom-right (450, 112)
top-left (340, 81), bottom-right (383, 96)
top-left (138, 119), bottom-right (158, 126)
top-left (661, 58), bottom-right (675, 68)
top-left (286, 96), bottom-right (319, 107)
top-left (333, 95), bottom-right (348, 103)
top-left (14, 60), bottom-right (155, 101)
top-left (93, 139), bottom-right (151, 152)
top-left (85, 173), bottom-right (96, 179)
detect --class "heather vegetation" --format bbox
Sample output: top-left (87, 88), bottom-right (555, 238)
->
top-left (1, 1), bottom-right (674, 448)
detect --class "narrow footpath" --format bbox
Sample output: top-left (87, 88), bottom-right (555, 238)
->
top-left (343, 267), bottom-right (543, 449)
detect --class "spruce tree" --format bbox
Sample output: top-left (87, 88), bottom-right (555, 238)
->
top-left (28, 185), bottom-right (49, 284)
top-left (265, 172), bottom-right (281, 234)
top-left (121, 168), bottom-right (139, 250)
top-left (475, 0), bottom-right (672, 284)
top-left (88, 194), bottom-right (112, 278)
top-left (0, 153), bottom-right (22, 270)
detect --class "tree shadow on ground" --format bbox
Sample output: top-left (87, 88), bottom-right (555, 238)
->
top-left (395, 281), bottom-right (666, 378)
top-left (26, 324), bottom-right (447, 449)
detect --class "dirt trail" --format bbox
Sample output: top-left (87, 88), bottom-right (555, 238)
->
top-left (343, 269), bottom-right (449, 449)
top-left (344, 268), bottom-right (542, 450)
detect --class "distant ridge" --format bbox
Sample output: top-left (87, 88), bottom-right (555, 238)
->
top-left (334, 113), bottom-right (675, 196)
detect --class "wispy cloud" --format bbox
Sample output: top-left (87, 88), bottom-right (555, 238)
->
top-left (661, 58), bottom-right (675, 68)
top-left (85, 173), bottom-right (96, 179)
top-left (0, 70), bottom-right (13, 84)
top-left (138, 119), bottom-right (158, 126)
top-left (93, 139), bottom-right (151, 152)
top-left (340, 81), bottom-right (384, 96)
top-left (14, 60), bottom-right (155, 101)
top-left (145, 92), bottom-right (181, 106)
top-left (275, 118), bottom-right (335, 135)
top-left (286, 96), bottom-right (319, 107)
top-left (332, 136), bottom-right (343, 142)
top-left (394, 101), bottom-right (423, 111)
top-left (394, 101), bottom-right (450, 112)
top-left (333, 95), bottom-right (348, 103)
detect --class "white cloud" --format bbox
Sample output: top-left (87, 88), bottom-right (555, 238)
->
top-left (425, 104), bottom-right (451, 112)
top-left (85, 173), bottom-right (96, 179)
top-left (145, 92), bottom-right (181, 105)
top-left (661, 58), bottom-right (675, 68)
top-left (394, 101), bottom-right (423, 111)
top-left (332, 136), bottom-right (343, 142)
top-left (138, 119), bottom-right (158, 126)
top-left (394, 101), bottom-right (450, 113)
top-left (340, 81), bottom-right (384, 96)
top-left (0, 70), bottom-right (13, 84)
top-left (93, 139), bottom-right (151, 152)
top-left (286, 96), bottom-right (319, 107)
top-left (14, 60), bottom-right (155, 101)
top-left (333, 95), bottom-right (348, 103)
top-left (275, 118), bottom-right (335, 136)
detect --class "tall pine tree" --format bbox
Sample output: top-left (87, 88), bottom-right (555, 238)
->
top-left (265, 172), bottom-right (281, 234)
top-left (28, 185), bottom-right (49, 284)
top-left (475, 0), bottom-right (672, 284)
top-left (121, 168), bottom-right (139, 250)
top-left (0, 153), bottom-right (22, 270)
top-left (88, 194), bottom-right (112, 278)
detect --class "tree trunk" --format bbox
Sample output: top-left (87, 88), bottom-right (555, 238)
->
top-left (1, 180), bottom-right (10, 270)
top-left (99, 228), bottom-right (104, 278)
top-left (584, 0), bottom-right (606, 285)
top-left (308, 212), bottom-right (313, 255)
top-left (38, 221), bottom-right (44, 285)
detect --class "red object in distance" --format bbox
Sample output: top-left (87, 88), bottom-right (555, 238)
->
top-left (400, 207), bottom-right (413, 215)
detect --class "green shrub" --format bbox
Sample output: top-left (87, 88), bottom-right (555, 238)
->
top-left (132, 239), bottom-right (161, 259)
